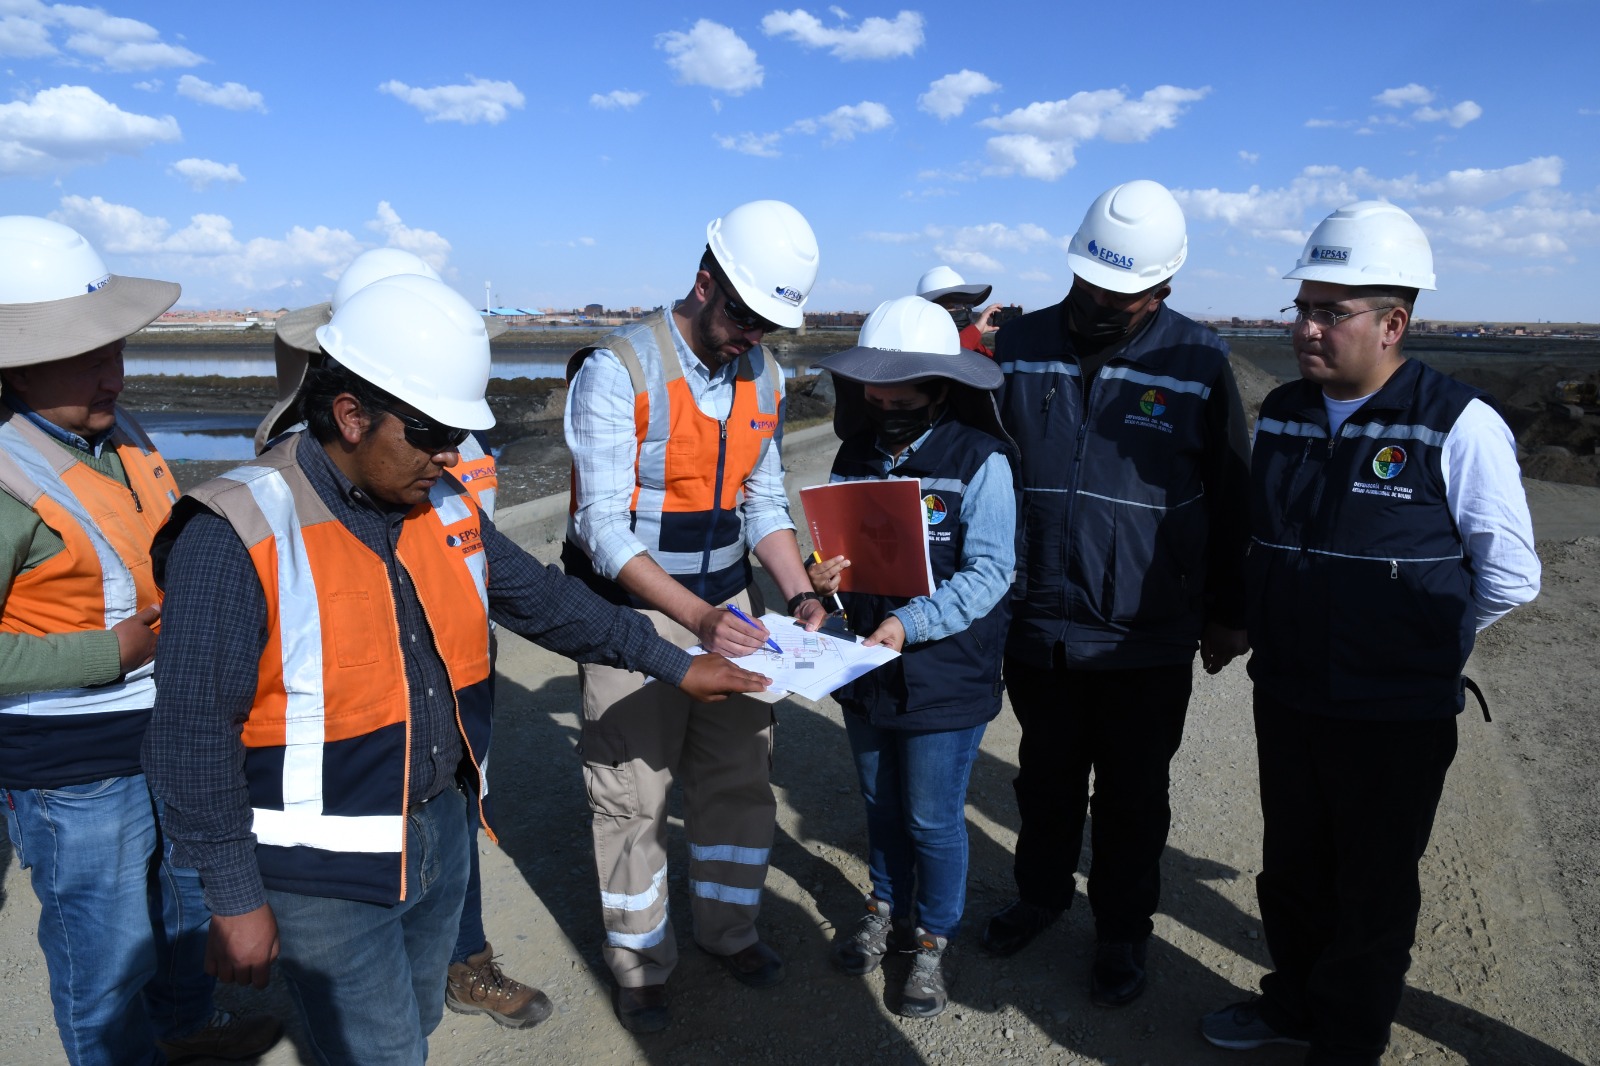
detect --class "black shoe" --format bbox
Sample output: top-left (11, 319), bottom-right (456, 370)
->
top-left (980, 898), bottom-right (1061, 957)
top-left (714, 940), bottom-right (785, 988)
top-left (1089, 939), bottom-right (1148, 1008)
top-left (614, 984), bottom-right (670, 1034)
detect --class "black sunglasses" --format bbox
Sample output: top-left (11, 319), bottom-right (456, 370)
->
top-left (717, 281), bottom-right (780, 334)
top-left (385, 407), bottom-right (470, 452)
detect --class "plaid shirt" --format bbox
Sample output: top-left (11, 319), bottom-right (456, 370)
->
top-left (143, 435), bottom-right (691, 915)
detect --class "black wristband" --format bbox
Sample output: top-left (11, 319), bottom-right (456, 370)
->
top-left (787, 591), bottom-right (823, 615)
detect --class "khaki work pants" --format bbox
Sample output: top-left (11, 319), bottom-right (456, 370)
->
top-left (578, 587), bottom-right (776, 988)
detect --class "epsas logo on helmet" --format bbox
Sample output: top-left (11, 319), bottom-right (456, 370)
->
top-left (1309, 246), bottom-right (1351, 263)
top-left (774, 285), bottom-right (803, 305)
top-left (1086, 239), bottom-right (1134, 271)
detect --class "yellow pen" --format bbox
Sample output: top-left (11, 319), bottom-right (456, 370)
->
top-left (810, 550), bottom-right (848, 617)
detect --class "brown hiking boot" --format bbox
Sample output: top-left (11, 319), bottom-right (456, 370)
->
top-left (445, 942), bottom-right (553, 1029)
top-left (157, 1009), bottom-right (283, 1062)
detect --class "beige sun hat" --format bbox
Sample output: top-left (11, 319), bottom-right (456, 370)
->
top-left (0, 216), bottom-right (179, 370)
top-left (256, 248), bottom-right (508, 452)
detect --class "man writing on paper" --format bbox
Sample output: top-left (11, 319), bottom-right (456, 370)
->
top-left (561, 200), bottom-right (828, 1032)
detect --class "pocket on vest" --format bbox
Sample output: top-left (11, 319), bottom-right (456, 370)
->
top-left (328, 591), bottom-right (382, 668)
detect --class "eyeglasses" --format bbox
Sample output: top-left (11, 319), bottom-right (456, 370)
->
top-left (719, 283), bottom-right (779, 334)
top-left (385, 407), bottom-right (470, 452)
top-left (1282, 304), bottom-right (1390, 330)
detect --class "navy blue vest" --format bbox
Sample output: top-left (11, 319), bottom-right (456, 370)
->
top-left (830, 419), bottom-right (1012, 731)
top-left (1247, 359), bottom-right (1482, 719)
top-left (996, 302), bottom-right (1237, 668)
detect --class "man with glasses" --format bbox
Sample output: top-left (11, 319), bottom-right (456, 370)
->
top-left (143, 273), bottom-right (770, 1064)
top-left (983, 180), bottom-right (1252, 1010)
top-left (562, 200), bottom-right (829, 1032)
top-left (1201, 202), bottom-right (1539, 1065)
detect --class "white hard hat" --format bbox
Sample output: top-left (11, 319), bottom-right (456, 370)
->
top-left (705, 200), bottom-right (819, 329)
top-left (916, 265), bottom-right (992, 306)
top-left (0, 215), bottom-right (179, 369)
top-left (332, 248), bottom-right (443, 313)
top-left (813, 295), bottom-right (1001, 391)
top-left (1285, 201), bottom-right (1437, 291)
top-left (316, 274), bottom-right (494, 431)
top-left (1067, 179), bottom-right (1188, 294)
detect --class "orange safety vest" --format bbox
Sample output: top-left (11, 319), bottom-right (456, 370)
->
top-left (565, 310), bottom-right (781, 606)
top-left (455, 435), bottom-right (497, 519)
top-left (0, 407), bottom-right (176, 716)
top-left (182, 435), bottom-right (492, 904)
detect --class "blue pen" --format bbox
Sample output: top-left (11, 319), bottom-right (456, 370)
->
top-left (726, 604), bottom-right (783, 654)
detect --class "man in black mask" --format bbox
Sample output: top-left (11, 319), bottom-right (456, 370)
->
top-left (983, 179), bottom-right (1252, 1010)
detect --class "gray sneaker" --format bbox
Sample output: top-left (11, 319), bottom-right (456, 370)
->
top-left (833, 896), bottom-right (908, 975)
top-left (898, 928), bottom-right (953, 1019)
top-left (1200, 998), bottom-right (1311, 1050)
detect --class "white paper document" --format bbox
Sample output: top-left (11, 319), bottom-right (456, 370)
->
top-left (690, 613), bottom-right (899, 703)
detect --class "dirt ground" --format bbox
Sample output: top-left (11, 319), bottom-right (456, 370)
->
top-left (1, 344), bottom-right (1596, 1064)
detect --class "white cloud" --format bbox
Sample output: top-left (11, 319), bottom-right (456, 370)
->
top-left (861, 229), bottom-right (925, 244)
top-left (169, 157), bottom-right (243, 191)
top-left (1375, 83), bottom-right (1434, 108)
top-left (790, 100), bottom-right (891, 143)
top-left (0, 13), bottom-right (56, 57)
top-left (132, 79), bottom-right (160, 92)
top-left (1173, 157), bottom-right (1599, 263)
top-left (933, 246), bottom-right (1001, 273)
top-left (51, 194), bottom-right (370, 298)
top-left (760, 8), bottom-right (923, 60)
top-left (378, 76), bottom-right (525, 125)
top-left (366, 202), bottom-right (451, 271)
top-left (1239, 150), bottom-right (1259, 165)
top-left (1304, 117), bottom-right (1357, 129)
top-left (590, 89), bottom-right (645, 110)
top-left (714, 130), bottom-right (782, 157)
top-left (981, 85), bottom-right (1209, 180)
top-left (0, 5), bottom-right (203, 69)
top-left (176, 74), bottom-right (266, 113)
top-left (0, 84), bottom-right (179, 176)
top-left (657, 20), bottom-right (763, 95)
top-left (52, 7), bottom-right (203, 71)
top-left (1414, 99), bottom-right (1482, 128)
top-left (918, 69), bottom-right (1000, 121)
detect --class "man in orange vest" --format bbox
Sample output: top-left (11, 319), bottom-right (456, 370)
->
top-left (563, 200), bottom-right (830, 1032)
top-left (0, 216), bottom-right (281, 1065)
top-left (262, 249), bottom-right (545, 1031)
top-left (144, 272), bottom-right (768, 1064)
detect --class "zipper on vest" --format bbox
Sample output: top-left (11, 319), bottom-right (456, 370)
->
top-left (700, 418), bottom-right (730, 590)
top-left (1042, 386), bottom-right (1055, 412)
top-left (1390, 560), bottom-right (1399, 579)
top-left (130, 489), bottom-right (142, 513)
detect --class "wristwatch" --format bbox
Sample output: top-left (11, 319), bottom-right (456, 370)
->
top-left (786, 591), bottom-right (823, 615)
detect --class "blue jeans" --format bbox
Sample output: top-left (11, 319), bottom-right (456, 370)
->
top-left (267, 785), bottom-right (469, 1066)
top-left (842, 714), bottom-right (987, 938)
top-left (3, 773), bottom-right (214, 1066)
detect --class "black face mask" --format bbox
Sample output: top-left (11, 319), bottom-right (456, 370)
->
top-left (948, 304), bottom-right (973, 329)
top-left (1065, 283), bottom-right (1135, 346)
top-left (865, 403), bottom-right (935, 448)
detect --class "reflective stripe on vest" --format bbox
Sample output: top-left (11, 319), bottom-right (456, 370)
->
top-left (568, 310), bottom-right (780, 600)
top-left (0, 409), bottom-right (174, 717)
top-left (454, 435), bottom-right (497, 519)
top-left (192, 438), bottom-right (491, 871)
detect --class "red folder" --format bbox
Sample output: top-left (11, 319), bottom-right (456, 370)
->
top-left (801, 479), bottom-right (934, 599)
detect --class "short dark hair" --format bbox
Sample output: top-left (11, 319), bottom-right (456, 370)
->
top-left (298, 354), bottom-right (395, 443)
top-left (1349, 285), bottom-right (1419, 349)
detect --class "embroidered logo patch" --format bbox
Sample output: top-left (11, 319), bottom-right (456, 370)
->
top-left (1372, 446), bottom-right (1407, 480)
top-left (923, 493), bottom-right (948, 526)
top-left (1139, 389), bottom-right (1167, 417)
top-left (748, 416), bottom-right (778, 433)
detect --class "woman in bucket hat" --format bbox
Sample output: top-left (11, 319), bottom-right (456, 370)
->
top-left (807, 295), bottom-right (1017, 1019)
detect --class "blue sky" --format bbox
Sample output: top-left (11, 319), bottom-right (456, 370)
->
top-left (3, 0), bottom-right (1597, 322)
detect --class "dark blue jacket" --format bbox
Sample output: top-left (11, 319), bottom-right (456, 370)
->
top-left (832, 419), bottom-right (1012, 731)
top-left (996, 302), bottom-right (1250, 669)
top-left (1247, 359), bottom-right (1483, 719)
